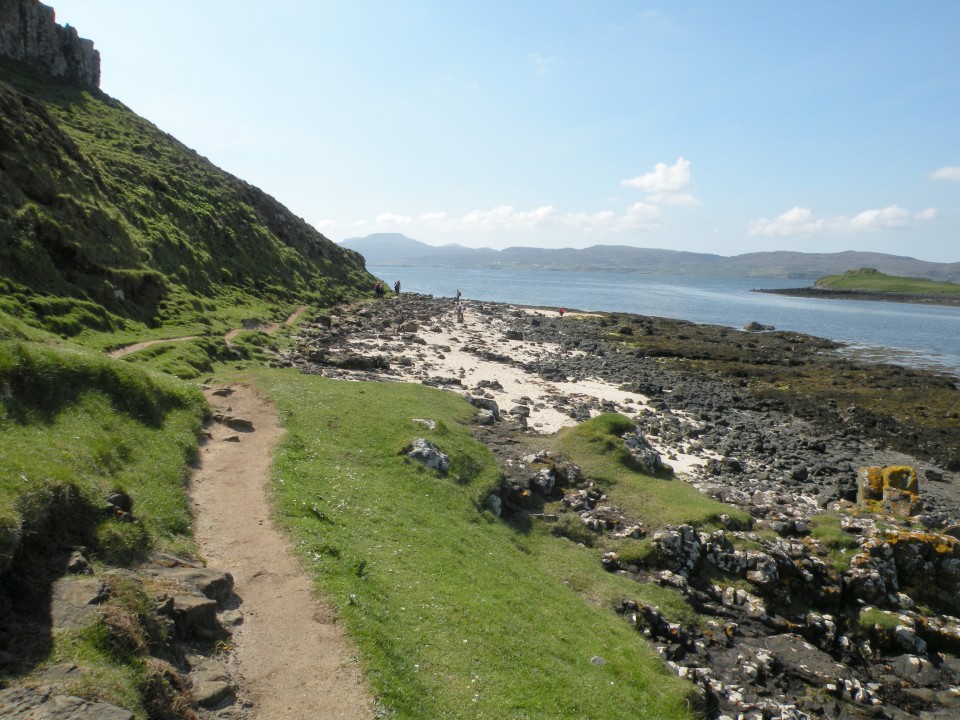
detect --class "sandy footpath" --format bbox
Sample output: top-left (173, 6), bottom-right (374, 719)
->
top-left (191, 385), bottom-right (374, 719)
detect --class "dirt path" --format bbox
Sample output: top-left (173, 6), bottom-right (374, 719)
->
top-left (224, 306), bottom-right (309, 343)
top-left (109, 305), bottom-right (309, 357)
top-left (107, 336), bottom-right (201, 359)
top-left (192, 384), bottom-right (374, 719)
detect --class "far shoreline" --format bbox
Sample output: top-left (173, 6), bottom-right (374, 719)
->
top-left (754, 286), bottom-right (960, 308)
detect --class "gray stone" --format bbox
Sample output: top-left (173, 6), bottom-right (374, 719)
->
top-left (0, 686), bottom-right (134, 719)
top-left (474, 409), bottom-right (495, 425)
top-left (462, 393), bottom-right (500, 421)
top-left (509, 405), bottom-right (531, 418)
top-left (149, 566), bottom-right (234, 604)
top-left (406, 438), bottom-right (450, 474)
top-left (750, 634), bottom-right (850, 686)
top-left (223, 416), bottom-right (254, 431)
top-left (167, 593), bottom-right (220, 639)
top-left (890, 654), bottom-right (941, 687)
top-left (188, 656), bottom-right (235, 708)
top-left (49, 577), bottom-right (107, 629)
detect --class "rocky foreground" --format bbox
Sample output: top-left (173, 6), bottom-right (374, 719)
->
top-left (279, 293), bottom-right (960, 720)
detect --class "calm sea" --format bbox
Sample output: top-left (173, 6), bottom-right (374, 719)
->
top-left (370, 266), bottom-right (960, 378)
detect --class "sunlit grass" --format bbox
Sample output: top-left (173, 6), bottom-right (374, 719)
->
top-left (552, 413), bottom-right (750, 530)
top-left (252, 369), bottom-right (702, 720)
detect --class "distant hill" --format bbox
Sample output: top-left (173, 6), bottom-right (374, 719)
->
top-left (0, 54), bottom-right (371, 335)
top-left (341, 234), bottom-right (960, 281)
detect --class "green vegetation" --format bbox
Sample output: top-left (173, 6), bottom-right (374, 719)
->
top-left (37, 576), bottom-right (195, 720)
top-left (552, 414), bottom-right (750, 529)
top-left (0, 333), bottom-right (205, 566)
top-left (806, 514), bottom-right (861, 572)
top-left (855, 606), bottom-right (901, 634)
top-left (252, 370), bottom-right (702, 720)
top-left (0, 326), bottom-right (206, 717)
top-left (0, 58), bottom-right (373, 345)
top-left (815, 268), bottom-right (960, 296)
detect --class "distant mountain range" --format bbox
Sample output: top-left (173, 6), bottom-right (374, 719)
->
top-left (340, 233), bottom-right (960, 282)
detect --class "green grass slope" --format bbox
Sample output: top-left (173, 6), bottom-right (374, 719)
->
top-left (0, 57), bottom-right (373, 341)
top-left (0, 314), bottom-right (206, 571)
top-left (0, 312), bottom-right (210, 717)
top-left (814, 267), bottom-right (960, 296)
top-left (253, 369), bottom-right (703, 720)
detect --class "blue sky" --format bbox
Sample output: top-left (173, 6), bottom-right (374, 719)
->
top-left (50, 1), bottom-right (959, 262)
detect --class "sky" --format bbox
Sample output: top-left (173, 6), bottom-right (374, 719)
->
top-left (48, 1), bottom-right (960, 262)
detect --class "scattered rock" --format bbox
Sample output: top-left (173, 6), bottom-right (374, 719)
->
top-left (406, 439), bottom-right (450, 474)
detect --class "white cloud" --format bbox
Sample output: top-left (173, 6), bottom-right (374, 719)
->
top-left (929, 166), bottom-right (960, 182)
top-left (748, 207), bottom-right (824, 236)
top-left (313, 218), bottom-right (336, 232)
top-left (748, 204), bottom-right (932, 237)
top-left (562, 202), bottom-right (661, 233)
top-left (530, 52), bottom-right (556, 76)
top-left (621, 157), bottom-right (699, 207)
top-left (375, 212), bottom-right (412, 225)
top-left (649, 192), bottom-right (701, 207)
top-left (849, 205), bottom-right (910, 230)
top-left (418, 211), bottom-right (447, 222)
top-left (457, 205), bottom-right (557, 231)
top-left (622, 157), bottom-right (692, 193)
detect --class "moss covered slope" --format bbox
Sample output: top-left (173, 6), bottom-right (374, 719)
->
top-left (0, 57), bottom-right (372, 337)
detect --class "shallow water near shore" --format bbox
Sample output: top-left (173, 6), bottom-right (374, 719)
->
top-left (372, 265), bottom-right (960, 377)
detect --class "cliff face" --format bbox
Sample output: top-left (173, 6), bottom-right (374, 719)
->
top-left (0, 0), bottom-right (99, 88)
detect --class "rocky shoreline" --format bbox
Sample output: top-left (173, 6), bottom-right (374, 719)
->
top-left (278, 292), bottom-right (960, 720)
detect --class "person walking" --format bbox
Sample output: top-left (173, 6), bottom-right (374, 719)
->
top-left (455, 301), bottom-right (465, 323)
top-left (394, 280), bottom-right (401, 295)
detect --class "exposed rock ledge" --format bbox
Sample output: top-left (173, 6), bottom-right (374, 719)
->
top-left (0, 0), bottom-right (100, 88)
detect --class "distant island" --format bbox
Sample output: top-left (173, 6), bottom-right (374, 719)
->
top-left (756, 268), bottom-right (960, 307)
top-left (340, 233), bottom-right (960, 282)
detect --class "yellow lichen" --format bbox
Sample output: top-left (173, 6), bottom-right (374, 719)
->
top-left (883, 466), bottom-right (918, 494)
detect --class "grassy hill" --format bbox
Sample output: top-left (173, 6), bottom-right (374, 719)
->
top-left (814, 267), bottom-right (960, 296)
top-left (0, 57), bottom-right (372, 343)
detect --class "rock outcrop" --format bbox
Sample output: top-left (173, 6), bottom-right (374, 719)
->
top-left (0, 0), bottom-right (100, 88)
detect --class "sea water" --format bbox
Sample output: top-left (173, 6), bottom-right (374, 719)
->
top-left (370, 266), bottom-right (960, 377)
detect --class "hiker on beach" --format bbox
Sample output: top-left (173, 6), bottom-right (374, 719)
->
top-left (559, 307), bottom-right (566, 317)
top-left (455, 302), bottom-right (465, 323)
top-left (455, 289), bottom-right (461, 302)
top-left (394, 280), bottom-right (401, 295)
top-left (374, 281), bottom-right (384, 299)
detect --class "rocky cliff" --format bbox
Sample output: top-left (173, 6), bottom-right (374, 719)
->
top-left (0, 0), bottom-right (99, 87)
